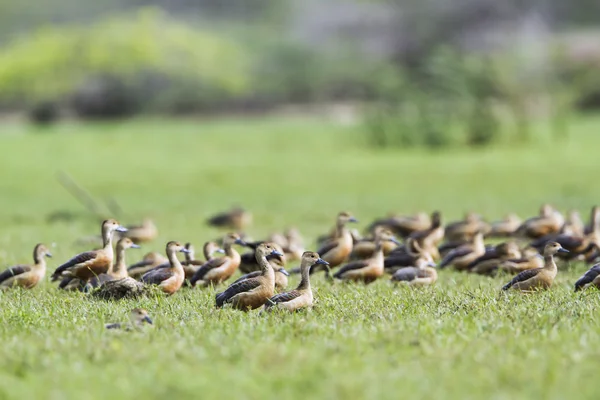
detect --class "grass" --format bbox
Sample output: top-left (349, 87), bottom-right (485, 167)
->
top-left (1, 114), bottom-right (600, 399)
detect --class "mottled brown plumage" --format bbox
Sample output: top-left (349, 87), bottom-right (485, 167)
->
top-left (88, 237), bottom-right (140, 288)
top-left (502, 242), bottom-right (567, 292)
top-left (141, 241), bottom-right (190, 295)
top-left (313, 212), bottom-right (358, 276)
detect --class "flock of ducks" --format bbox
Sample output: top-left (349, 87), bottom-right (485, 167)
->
top-left (2, 204), bottom-right (600, 328)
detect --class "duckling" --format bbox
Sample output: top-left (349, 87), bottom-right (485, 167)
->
top-left (52, 219), bottom-right (127, 282)
top-left (141, 241), bottom-right (190, 295)
top-left (127, 252), bottom-right (168, 280)
top-left (468, 241), bottom-right (522, 276)
top-left (313, 212), bottom-right (358, 276)
top-left (105, 308), bottom-right (153, 330)
top-left (384, 238), bottom-right (434, 273)
top-left (206, 207), bottom-right (252, 231)
top-left (516, 204), bottom-right (564, 239)
top-left (180, 242), bottom-right (225, 280)
top-left (264, 251), bottom-right (327, 312)
top-left (562, 210), bottom-right (585, 237)
top-left (487, 213), bottom-right (522, 238)
top-left (0, 244), bottom-right (52, 289)
top-left (231, 263), bottom-right (290, 291)
top-left (350, 226), bottom-right (399, 260)
top-left (118, 218), bottom-right (158, 243)
top-left (445, 212), bottom-right (490, 242)
top-left (367, 212), bottom-right (431, 238)
top-left (439, 231), bottom-right (486, 271)
top-left (497, 253), bottom-right (544, 275)
top-left (88, 237), bottom-right (140, 288)
top-left (189, 233), bottom-right (245, 287)
top-left (574, 264), bottom-right (600, 291)
top-left (502, 242), bottom-right (567, 292)
top-left (215, 242), bottom-right (282, 311)
top-left (334, 229), bottom-right (400, 283)
top-left (390, 258), bottom-right (437, 287)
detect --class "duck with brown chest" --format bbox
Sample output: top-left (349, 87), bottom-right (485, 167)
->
top-left (52, 219), bottom-right (127, 282)
top-left (334, 229), bottom-right (400, 284)
top-left (141, 241), bottom-right (190, 295)
top-left (439, 231), bottom-right (486, 271)
top-left (264, 251), bottom-right (328, 312)
top-left (502, 242), bottom-right (567, 292)
top-left (181, 242), bottom-right (225, 281)
top-left (88, 237), bottom-right (140, 289)
top-left (312, 212), bottom-right (358, 277)
top-left (215, 243), bottom-right (282, 311)
top-left (0, 244), bottom-right (52, 290)
top-left (190, 233), bottom-right (244, 287)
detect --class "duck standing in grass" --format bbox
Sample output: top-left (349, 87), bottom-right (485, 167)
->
top-left (190, 233), bottom-right (245, 287)
top-left (88, 237), bottom-right (140, 289)
top-left (0, 244), bottom-right (52, 289)
top-left (215, 243), bottom-right (282, 311)
top-left (141, 241), bottom-right (190, 295)
top-left (502, 242), bottom-right (567, 292)
top-left (264, 251), bottom-right (327, 312)
top-left (105, 308), bottom-right (153, 330)
top-left (313, 211), bottom-right (358, 277)
top-left (334, 229), bottom-right (400, 284)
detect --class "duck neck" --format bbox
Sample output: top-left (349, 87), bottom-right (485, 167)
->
top-left (335, 221), bottom-right (347, 238)
top-left (167, 250), bottom-right (183, 272)
top-left (543, 253), bottom-right (558, 273)
top-left (113, 246), bottom-right (127, 276)
top-left (102, 226), bottom-right (114, 249)
top-left (297, 263), bottom-right (311, 291)
top-left (224, 241), bottom-right (235, 257)
top-left (258, 255), bottom-right (275, 280)
top-left (34, 254), bottom-right (46, 269)
top-left (373, 239), bottom-right (385, 261)
top-left (473, 234), bottom-right (484, 252)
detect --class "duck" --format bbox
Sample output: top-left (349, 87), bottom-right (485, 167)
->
top-left (487, 213), bottom-right (522, 238)
top-left (501, 242), bottom-right (567, 292)
top-left (574, 264), bottom-right (600, 291)
top-left (408, 211), bottom-right (444, 259)
top-left (497, 252), bottom-right (544, 275)
top-left (127, 252), bottom-right (168, 280)
top-left (118, 218), bottom-right (158, 243)
top-left (350, 226), bottom-right (399, 260)
top-left (180, 242), bottom-right (225, 280)
top-left (52, 219), bottom-right (127, 282)
top-left (215, 242), bottom-right (282, 311)
top-left (189, 233), bottom-right (245, 287)
top-left (0, 244), bottom-right (52, 289)
top-left (528, 233), bottom-right (597, 261)
top-left (141, 241), bottom-right (190, 295)
top-left (268, 228), bottom-right (305, 261)
top-left (231, 263), bottom-right (290, 291)
top-left (367, 211), bottom-right (431, 238)
top-left (439, 231), bottom-right (486, 271)
top-left (468, 241), bottom-right (522, 276)
top-left (516, 204), bottom-right (564, 239)
top-left (264, 251), bottom-right (327, 312)
top-left (334, 229), bottom-right (400, 283)
top-left (239, 242), bottom-right (286, 274)
top-left (384, 238), bottom-right (435, 273)
top-left (562, 210), bottom-right (585, 237)
top-left (390, 258), bottom-right (437, 287)
top-left (206, 207), bottom-right (252, 231)
top-left (312, 211), bottom-right (358, 277)
top-left (105, 308), bottom-right (153, 330)
top-left (445, 212), bottom-right (490, 242)
top-left (88, 237), bottom-right (141, 289)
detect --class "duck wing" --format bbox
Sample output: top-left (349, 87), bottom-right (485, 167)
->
top-left (190, 257), bottom-right (228, 285)
top-left (333, 260), bottom-right (368, 279)
top-left (0, 265), bottom-right (31, 284)
top-left (51, 251), bottom-right (98, 280)
top-left (215, 278), bottom-right (261, 308)
top-left (439, 246), bottom-right (473, 268)
top-left (391, 267), bottom-right (418, 282)
top-left (141, 268), bottom-right (174, 285)
top-left (231, 271), bottom-right (260, 285)
top-left (574, 264), bottom-right (600, 291)
top-left (265, 290), bottom-right (302, 309)
top-left (502, 268), bottom-right (541, 290)
top-left (316, 239), bottom-right (339, 259)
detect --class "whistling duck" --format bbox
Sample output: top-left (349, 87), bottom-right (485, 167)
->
top-left (516, 204), bottom-right (564, 239)
top-left (487, 213), bottom-right (522, 238)
top-left (350, 226), bottom-right (399, 260)
top-left (119, 218), bottom-right (158, 243)
top-left (141, 241), bottom-right (190, 295)
top-left (390, 258), bottom-right (437, 287)
top-left (574, 264), bottom-right (600, 291)
top-left (206, 207), bottom-right (252, 231)
top-left (215, 242), bottom-right (282, 311)
top-left (180, 242), bottom-right (225, 280)
top-left (502, 242), bottom-right (567, 292)
top-left (528, 233), bottom-right (596, 261)
top-left (190, 233), bottom-right (245, 287)
top-left (88, 237), bottom-right (140, 289)
top-left (408, 211), bottom-right (444, 259)
top-left (0, 244), bottom-right (52, 289)
top-left (264, 251), bottom-right (327, 312)
top-left (52, 219), bottom-right (127, 282)
top-left (468, 241), bottom-right (521, 276)
top-left (269, 228), bottom-right (305, 261)
top-left (105, 308), bottom-right (153, 330)
top-left (439, 231), bottom-right (486, 271)
top-left (497, 253), bottom-right (544, 275)
top-left (313, 212), bottom-right (358, 276)
top-left (384, 238), bottom-right (435, 273)
top-left (334, 229), bottom-right (399, 283)
top-left (562, 210), bottom-right (585, 237)
top-left (368, 212), bottom-right (431, 238)
top-left (445, 212), bottom-right (490, 242)
top-left (127, 252), bottom-right (168, 280)
top-left (231, 263), bottom-right (290, 291)
top-left (239, 242), bottom-right (286, 274)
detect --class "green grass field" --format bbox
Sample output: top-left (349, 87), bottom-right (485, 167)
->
top-left (1, 114), bottom-right (600, 399)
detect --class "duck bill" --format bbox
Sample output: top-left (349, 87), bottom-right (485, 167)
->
top-left (234, 239), bottom-right (247, 246)
top-left (131, 244), bottom-right (141, 249)
top-left (215, 248), bottom-right (226, 254)
top-left (143, 316), bottom-right (153, 325)
top-left (315, 258), bottom-right (329, 266)
top-left (390, 238), bottom-right (401, 246)
top-left (348, 217), bottom-right (358, 223)
top-left (271, 250), bottom-right (284, 257)
top-left (558, 248), bottom-right (569, 253)
top-left (46, 252), bottom-right (53, 258)
top-left (279, 268), bottom-right (290, 276)
top-left (116, 226), bottom-right (128, 233)
top-left (180, 248), bottom-right (191, 254)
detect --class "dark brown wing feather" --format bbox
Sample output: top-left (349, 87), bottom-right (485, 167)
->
top-left (316, 240), bottom-right (339, 258)
top-left (574, 265), bottom-right (600, 291)
top-left (384, 254), bottom-right (417, 269)
top-left (265, 290), bottom-right (302, 309)
top-left (215, 278), bottom-right (261, 307)
top-left (391, 267), bottom-right (419, 282)
top-left (190, 257), bottom-right (228, 285)
top-left (141, 268), bottom-right (174, 285)
top-left (231, 271), bottom-right (260, 285)
top-left (0, 265), bottom-right (30, 284)
top-left (52, 251), bottom-right (97, 279)
top-left (439, 246), bottom-right (473, 268)
top-left (502, 269), bottom-right (540, 290)
top-left (333, 260), bottom-right (368, 279)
